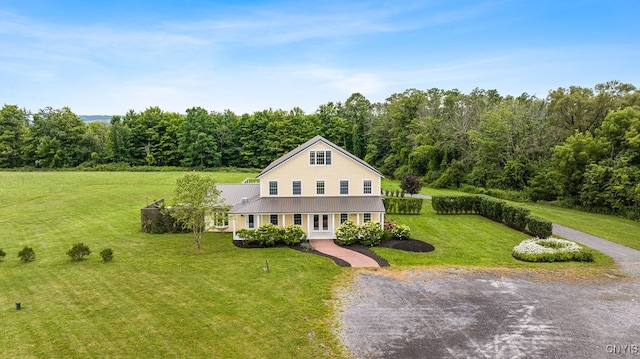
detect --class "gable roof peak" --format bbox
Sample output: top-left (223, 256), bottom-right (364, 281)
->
top-left (257, 135), bottom-right (383, 178)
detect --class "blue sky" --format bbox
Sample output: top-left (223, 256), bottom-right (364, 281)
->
top-left (1, 0), bottom-right (638, 115)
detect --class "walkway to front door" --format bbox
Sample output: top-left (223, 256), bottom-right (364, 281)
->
top-left (309, 239), bottom-right (379, 268)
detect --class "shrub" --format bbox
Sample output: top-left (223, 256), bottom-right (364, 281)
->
top-left (100, 248), bottom-right (114, 262)
top-left (512, 237), bottom-right (593, 262)
top-left (67, 243), bottom-right (91, 261)
top-left (282, 225), bottom-right (306, 246)
top-left (17, 246), bottom-right (35, 263)
top-left (0, 248), bottom-right (5, 260)
top-left (383, 197), bottom-right (423, 214)
top-left (359, 221), bottom-right (384, 246)
top-left (526, 216), bottom-right (553, 238)
top-left (299, 241), bottom-right (314, 251)
top-left (501, 205), bottom-right (530, 232)
top-left (391, 224), bottom-right (411, 240)
top-left (335, 220), bottom-right (360, 246)
top-left (237, 223), bottom-right (281, 247)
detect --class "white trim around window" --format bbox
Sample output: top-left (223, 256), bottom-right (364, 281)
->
top-left (339, 179), bottom-right (349, 195)
top-left (268, 180), bottom-right (278, 196)
top-left (363, 213), bottom-right (372, 222)
top-left (292, 180), bottom-right (302, 196)
top-left (316, 180), bottom-right (326, 195)
top-left (363, 179), bottom-right (373, 195)
top-left (309, 150), bottom-right (332, 166)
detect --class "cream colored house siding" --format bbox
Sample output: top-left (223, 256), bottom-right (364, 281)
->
top-left (259, 141), bottom-right (381, 197)
top-left (230, 213), bottom-right (307, 232)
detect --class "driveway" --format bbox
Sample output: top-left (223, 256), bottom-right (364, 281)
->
top-left (337, 268), bottom-right (640, 358)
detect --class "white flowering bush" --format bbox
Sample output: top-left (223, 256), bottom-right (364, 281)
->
top-left (512, 237), bottom-right (594, 262)
top-left (392, 224), bottom-right (411, 240)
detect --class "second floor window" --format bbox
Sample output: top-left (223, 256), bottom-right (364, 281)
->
top-left (316, 180), bottom-right (325, 195)
top-left (309, 150), bottom-right (332, 165)
top-left (340, 180), bottom-right (349, 195)
top-left (269, 181), bottom-right (278, 195)
top-left (363, 180), bottom-right (372, 194)
top-left (292, 180), bottom-right (301, 195)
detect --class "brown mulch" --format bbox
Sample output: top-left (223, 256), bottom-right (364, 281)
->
top-left (379, 238), bottom-right (435, 252)
top-left (232, 238), bottom-right (435, 268)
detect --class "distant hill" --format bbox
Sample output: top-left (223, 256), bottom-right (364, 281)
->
top-left (79, 115), bottom-right (114, 123)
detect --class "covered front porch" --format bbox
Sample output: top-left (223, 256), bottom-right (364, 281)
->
top-left (230, 212), bottom-right (384, 240)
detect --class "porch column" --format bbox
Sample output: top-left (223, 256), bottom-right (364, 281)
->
top-left (380, 212), bottom-right (384, 228)
top-left (257, 214), bottom-right (261, 227)
top-left (356, 213), bottom-right (360, 225)
top-left (232, 215), bottom-right (237, 239)
top-left (307, 214), bottom-right (312, 235)
top-left (282, 214), bottom-right (286, 228)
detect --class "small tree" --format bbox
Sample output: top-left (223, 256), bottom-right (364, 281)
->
top-left (400, 173), bottom-right (423, 196)
top-left (67, 243), bottom-right (91, 261)
top-left (100, 248), bottom-right (114, 262)
top-left (17, 246), bottom-right (35, 263)
top-left (0, 248), bottom-right (6, 260)
top-left (171, 173), bottom-right (222, 249)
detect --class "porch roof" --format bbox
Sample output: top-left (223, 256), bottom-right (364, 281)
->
top-left (228, 196), bottom-right (385, 214)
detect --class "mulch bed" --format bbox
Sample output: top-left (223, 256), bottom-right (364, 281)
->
top-left (232, 238), bottom-right (435, 268)
top-left (378, 238), bottom-right (435, 252)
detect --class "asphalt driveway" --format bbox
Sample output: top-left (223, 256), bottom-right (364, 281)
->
top-left (338, 268), bottom-right (640, 358)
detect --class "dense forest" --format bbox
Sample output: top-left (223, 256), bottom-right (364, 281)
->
top-left (1, 81), bottom-right (639, 218)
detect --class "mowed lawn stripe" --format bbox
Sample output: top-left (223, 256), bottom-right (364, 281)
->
top-left (0, 172), bottom-right (344, 359)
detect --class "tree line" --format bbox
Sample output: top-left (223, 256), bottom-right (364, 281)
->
top-left (1, 80), bottom-right (639, 217)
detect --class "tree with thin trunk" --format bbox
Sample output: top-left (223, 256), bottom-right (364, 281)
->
top-left (171, 173), bottom-right (222, 249)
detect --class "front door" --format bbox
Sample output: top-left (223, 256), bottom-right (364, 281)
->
top-left (311, 214), bottom-right (332, 238)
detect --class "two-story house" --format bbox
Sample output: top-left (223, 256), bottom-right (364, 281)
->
top-left (213, 135), bottom-right (385, 240)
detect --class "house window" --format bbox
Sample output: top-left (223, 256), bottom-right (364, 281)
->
top-left (212, 212), bottom-right (229, 228)
top-left (248, 215), bottom-right (255, 229)
top-left (309, 150), bottom-right (332, 166)
top-left (269, 181), bottom-right (278, 196)
top-left (340, 180), bottom-right (349, 195)
top-left (270, 214), bottom-right (278, 226)
top-left (294, 214), bottom-right (302, 226)
top-left (316, 180), bottom-right (325, 195)
top-left (363, 180), bottom-right (372, 194)
top-left (292, 180), bottom-right (302, 195)
top-left (340, 213), bottom-right (348, 224)
top-left (363, 213), bottom-right (372, 223)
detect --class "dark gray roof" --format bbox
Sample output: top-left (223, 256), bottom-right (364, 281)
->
top-left (257, 135), bottom-right (383, 178)
top-left (217, 184), bottom-right (260, 207)
top-left (229, 196), bottom-right (385, 214)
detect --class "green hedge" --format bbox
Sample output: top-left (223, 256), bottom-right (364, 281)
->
top-left (526, 216), bottom-right (553, 238)
top-left (237, 224), bottom-right (306, 247)
top-left (382, 197), bottom-right (423, 214)
top-left (432, 195), bottom-right (553, 238)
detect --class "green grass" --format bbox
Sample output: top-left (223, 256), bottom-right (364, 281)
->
top-left (0, 173), bottom-right (626, 358)
top-left (0, 172), bottom-right (345, 359)
top-left (375, 200), bottom-right (613, 269)
top-left (417, 185), bottom-right (640, 251)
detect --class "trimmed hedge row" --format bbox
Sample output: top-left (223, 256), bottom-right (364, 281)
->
top-left (237, 224), bottom-right (307, 247)
top-left (382, 197), bottom-right (423, 214)
top-left (432, 195), bottom-right (553, 238)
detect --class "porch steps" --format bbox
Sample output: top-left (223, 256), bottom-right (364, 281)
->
top-left (309, 239), bottom-right (380, 268)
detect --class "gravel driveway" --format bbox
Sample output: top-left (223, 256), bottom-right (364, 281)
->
top-left (337, 268), bottom-right (640, 358)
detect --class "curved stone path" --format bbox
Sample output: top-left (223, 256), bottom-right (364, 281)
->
top-left (309, 239), bottom-right (380, 268)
